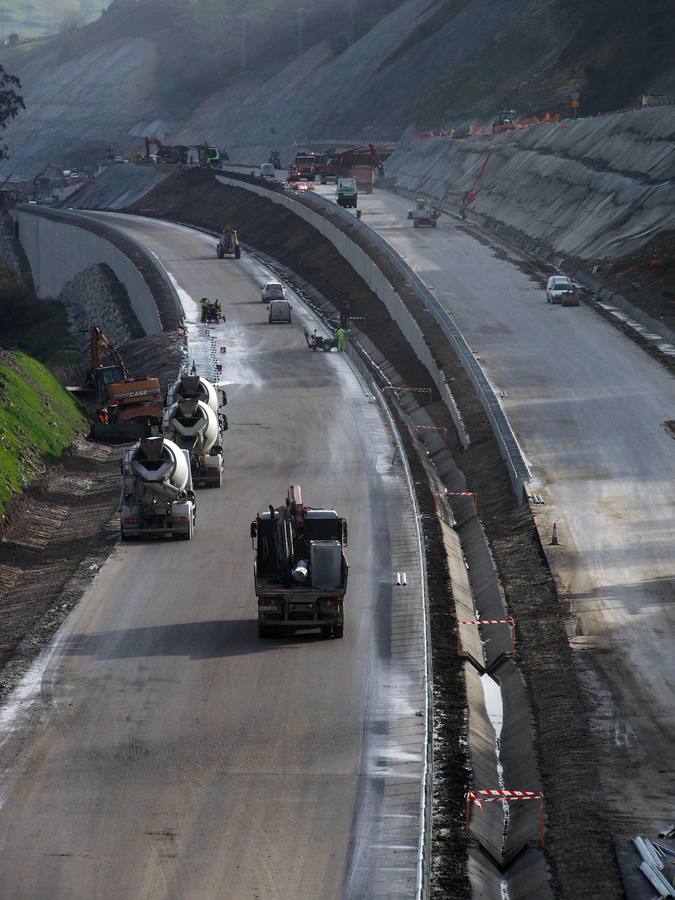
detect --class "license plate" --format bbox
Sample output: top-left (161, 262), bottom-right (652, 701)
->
top-left (258, 606), bottom-right (277, 612)
top-left (289, 603), bottom-right (313, 611)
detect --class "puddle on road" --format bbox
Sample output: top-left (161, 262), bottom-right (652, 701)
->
top-left (481, 672), bottom-right (503, 741)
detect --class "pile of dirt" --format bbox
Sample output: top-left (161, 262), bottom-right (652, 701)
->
top-left (127, 167), bottom-right (623, 897)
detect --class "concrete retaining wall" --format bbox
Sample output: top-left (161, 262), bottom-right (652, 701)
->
top-left (217, 175), bottom-right (477, 455)
top-left (59, 262), bottom-right (144, 355)
top-left (11, 208), bottom-right (182, 334)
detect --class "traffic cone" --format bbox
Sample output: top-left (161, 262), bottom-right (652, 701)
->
top-left (551, 522), bottom-right (559, 545)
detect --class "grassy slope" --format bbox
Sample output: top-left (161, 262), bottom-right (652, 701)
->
top-left (0, 351), bottom-right (85, 513)
top-left (0, 1), bottom-right (106, 38)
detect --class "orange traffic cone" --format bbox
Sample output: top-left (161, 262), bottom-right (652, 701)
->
top-left (551, 523), bottom-right (559, 545)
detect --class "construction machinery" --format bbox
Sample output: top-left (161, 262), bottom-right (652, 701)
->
top-left (407, 197), bottom-right (441, 227)
top-left (167, 373), bottom-right (227, 418)
top-left (250, 484), bottom-right (349, 639)
top-left (162, 391), bottom-right (225, 488)
top-left (217, 226), bottom-right (241, 259)
top-left (120, 437), bottom-right (197, 540)
top-left (316, 144), bottom-right (385, 184)
top-left (200, 298), bottom-right (224, 323)
top-left (292, 151), bottom-right (318, 181)
top-left (492, 110), bottom-right (518, 135)
top-left (88, 326), bottom-right (163, 441)
top-left (336, 177), bottom-right (358, 209)
top-left (304, 328), bottom-right (337, 352)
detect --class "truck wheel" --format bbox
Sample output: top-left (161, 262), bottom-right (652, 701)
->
top-left (217, 249), bottom-right (224, 259)
top-left (235, 247), bottom-right (241, 259)
top-left (258, 623), bottom-right (272, 639)
top-left (334, 623), bottom-right (344, 639)
top-left (320, 626), bottom-right (332, 639)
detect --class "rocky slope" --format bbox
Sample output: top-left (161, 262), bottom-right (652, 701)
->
top-left (1, 0), bottom-right (674, 175)
top-left (387, 105), bottom-right (675, 260)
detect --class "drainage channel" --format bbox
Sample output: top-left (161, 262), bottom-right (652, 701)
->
top-left (349, 332), bottom-right (554, 900)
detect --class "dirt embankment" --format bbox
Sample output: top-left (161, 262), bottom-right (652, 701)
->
top-left (0, 437), bottom-right (120, 700)
top-left (128, 168), bottom-right (623, 898)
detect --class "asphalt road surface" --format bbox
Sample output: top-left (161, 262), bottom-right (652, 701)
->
top-left (0, 215), bottom-right (427, 899)
top-left (315, 184), bottom-right (675, 839)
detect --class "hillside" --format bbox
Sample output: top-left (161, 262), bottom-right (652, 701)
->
top-left (0, 0), bottom-right (673, 175)
top-left (0, 350), bottom-right (85, 514)
top-left (0, 1), bottom-right (105, 41)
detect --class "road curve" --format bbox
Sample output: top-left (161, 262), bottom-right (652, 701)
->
top-left (0, 215), bottom-right (427, 899)
top-left (320, 184), bottom-right (675, 837)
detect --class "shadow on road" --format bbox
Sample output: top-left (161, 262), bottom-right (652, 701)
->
top-left (59, 619), bottom-right (333, 660)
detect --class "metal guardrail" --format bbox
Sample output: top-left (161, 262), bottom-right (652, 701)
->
top-left (302, 191), bottom-right (531, 498)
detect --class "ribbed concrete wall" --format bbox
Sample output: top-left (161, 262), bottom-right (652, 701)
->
top-left (387, 106), bottom-right (675, 260)
top-left (12, 210), bottom-right (164, 336)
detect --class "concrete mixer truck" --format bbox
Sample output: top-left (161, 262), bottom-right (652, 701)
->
top-left (120, 436), bottom-right (197, 540)
top-left (162, 397), bottom-right (224, 488)
top-left (166, 374), bottom-right (227, 421)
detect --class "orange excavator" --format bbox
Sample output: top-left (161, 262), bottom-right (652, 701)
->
top-left (89, 326), bottom-right (163, 430)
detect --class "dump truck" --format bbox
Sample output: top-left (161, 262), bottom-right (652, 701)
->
top-left (336, 177), bottom-right (357, 209)
top-left (292, 152), bottom-right (318, 181)
top-left (162, 392), bottom-right (225, 489)
top-left (250, 484), bottom-right (348, 639)
top-left (350, 165), bottom-right (375, 194)
top-left (217, 226), bottom-right (241, 259)
top-left (407, 197), bottom-right (440, 227)
top-left (120, 436), bottom-right (196, 540)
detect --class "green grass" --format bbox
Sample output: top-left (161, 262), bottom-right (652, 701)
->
top-left (0, 1), bottom-right (105, 39)
top-left (0, 351), bottom-right (86, 513)
top-left (415, 29), bottom-right (550, 124)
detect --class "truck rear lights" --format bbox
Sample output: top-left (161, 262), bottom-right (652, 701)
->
top-left (325, 598), bottom-right (341, 608)
top-left (122, 516), bottom-right (138, 525)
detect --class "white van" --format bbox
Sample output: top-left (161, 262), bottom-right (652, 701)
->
top-left (268, 299), bottom-right (292, 323)
top-left (259, 163), bottom-right (276, 180)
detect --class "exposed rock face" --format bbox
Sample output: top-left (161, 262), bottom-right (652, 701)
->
top-left (58, 262), bottom-right (144, 357)
top-left (386, 106), bottom-right (675, 259)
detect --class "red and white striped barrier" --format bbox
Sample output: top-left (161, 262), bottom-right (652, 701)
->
top-left (456, 615), bottom-right (516, 657)
top-left (465, 790), bottom-right (545, 844)
top-left (433, 488), bottom-right (477, 517)
top-left (382, 386), bottom-right (433, 403)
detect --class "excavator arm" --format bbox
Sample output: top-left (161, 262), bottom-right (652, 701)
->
top-left (90, 325), bottom-right (130, 381)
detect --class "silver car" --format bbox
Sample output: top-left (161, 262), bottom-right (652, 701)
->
top-left (261, 281), bottom-right (286, 303)
top-left (546, 275), bottom-right (578, 305)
